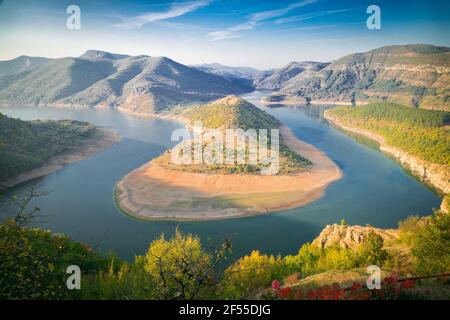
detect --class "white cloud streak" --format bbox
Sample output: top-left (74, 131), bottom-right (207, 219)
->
top-left (115, 0), bottom-right (211, 29)
top-left (208, 0), bottom-right (318, 41)
top-left (274, 8), bottom-right (353, 24)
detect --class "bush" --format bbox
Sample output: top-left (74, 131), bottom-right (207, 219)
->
top-left (412, 210), bottom-right (450, 274)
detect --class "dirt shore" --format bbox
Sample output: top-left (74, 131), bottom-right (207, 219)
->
top-left (1, 128), bottom-right (120, 189)
top-left (115, 125), bottom-right (342, 221)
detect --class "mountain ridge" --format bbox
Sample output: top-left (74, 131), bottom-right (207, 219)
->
top-left (0, 52), bottom-right (253, 115)
top-left (276, 44), bottom-right (450, 111)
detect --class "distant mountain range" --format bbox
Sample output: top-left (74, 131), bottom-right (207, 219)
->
top-left (0, 50), bottom-right (253, 115)
top-left (253, 61), bottom-right (329, 90)
top-left (276, 44), bottom-right (450, 111)
top-left (1, 44), bottom-right (448, 113)
top-left (0, 55), bottom-right (49, 77)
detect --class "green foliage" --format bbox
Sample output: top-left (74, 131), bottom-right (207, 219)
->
top-left (411, 210), bottom-right (450, 274)
top-left (221, 250), bottom-right (284, 299)
top-left (80, 258), bottom-right (157, 300)
top-left (189, 97), bottom-right (280, 130)
top-left (223, 234), bottom-right (391, 299)
top-left (142, 229), bottom-right (216, 299)
top-left (0, 223), bottom-right (109, 299)
top-left (398, 215), bottom-right (421, 244)
top-left (330, 103), bottom-right (450, 164)
top-left (356, 232), bottom-right (389, 266)
top-left (0, 113), bottom-right (96, 181)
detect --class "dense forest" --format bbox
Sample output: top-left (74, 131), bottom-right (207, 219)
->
top-left (328, 103), bottom-right (450, 165)
top-left (1, 189), bottom-right (448, 299)
top-left (0, 113), bottom-right (97, 181)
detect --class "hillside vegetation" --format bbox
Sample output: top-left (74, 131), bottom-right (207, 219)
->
top-left (328, 103), bottom-right (450, 165)
top-left (2, 191), bottom-right (448, 300)
top-left (0, 113), bottom-right (96, 181)
top-left (159, 96), bottom-right (311, 174)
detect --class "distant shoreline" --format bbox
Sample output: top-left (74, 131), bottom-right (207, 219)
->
top-left (260, 96), bottom-right (369, 106)
top-left (1, 128), bottom-right (120, 189)
top-left (323, 109), bottom-right (449, 195)
top-left (115, 124), bottom-right (342, 221)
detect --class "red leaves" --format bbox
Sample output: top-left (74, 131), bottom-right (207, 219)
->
top-left (271, 280), bottom-right (280, 290)
top-left (277, 287), bottom-right (292, 299)
top-left (271, 272), bottom-right (419, 300)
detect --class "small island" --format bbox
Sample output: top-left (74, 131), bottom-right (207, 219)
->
top-left (115, 96), bottom-right (342, 221)
top-left (0, 112), bottom-right (119, 188)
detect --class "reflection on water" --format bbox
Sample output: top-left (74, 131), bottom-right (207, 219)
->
top-left (0, 94), bottom-right (441, 261)
top-left (267, 103), bottom-right (333, 121)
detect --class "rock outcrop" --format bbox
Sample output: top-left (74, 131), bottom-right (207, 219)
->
top-left (312, 224), bottom-right (398, 249)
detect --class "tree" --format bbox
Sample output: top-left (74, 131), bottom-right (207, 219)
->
top-left (357, 232), bottom-right (389, 266)
top-left (0, 187), bottom-right (108, 299)
top-left (143, 229), bottom-right (230, 299)
top-left (411, 210), bottom-right (450, 274)
top-left (222, 250), bottom-right (283, 299)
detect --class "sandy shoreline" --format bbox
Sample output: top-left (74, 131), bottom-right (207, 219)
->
top-left (1, 128), bottom-right (121, 189)
top-left (115, 125), bottom-right (342, 221)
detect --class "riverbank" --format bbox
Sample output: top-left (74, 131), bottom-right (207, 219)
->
top-left (261, 96), bottom-right (369, 107)
top-left (1, 128), bottom-right (120, 189)
top-left (324, 109), bottom-right (449, 195)
top-left (115, 124), bottom-right (342, 221)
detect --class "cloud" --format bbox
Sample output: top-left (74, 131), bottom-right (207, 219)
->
top-left (115, 0), bottom-right (211, 29)
top-left (274, 8), bottom-right (353, 24)
top-left (208, 0), bottom-right (318, 41)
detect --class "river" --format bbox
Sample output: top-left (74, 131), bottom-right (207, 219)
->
top-left (0, 91), bottom-right (441, 261)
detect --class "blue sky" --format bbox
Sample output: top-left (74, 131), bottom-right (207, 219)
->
top-left (0, 0), bottom-right (449, 68)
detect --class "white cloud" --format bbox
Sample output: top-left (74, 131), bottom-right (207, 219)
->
top-left (275, 8), bottom-right (353, 24)
top-left (208, 0), bottom-right (318, 41)
top-left (115, 0), bottom-right (211, 29)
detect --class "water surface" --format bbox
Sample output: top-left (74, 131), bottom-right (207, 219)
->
top-left (0, 92), bottom-right (441, 261)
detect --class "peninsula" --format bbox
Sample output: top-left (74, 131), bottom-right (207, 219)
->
top-left (115, 96), bottom-right (342, 221)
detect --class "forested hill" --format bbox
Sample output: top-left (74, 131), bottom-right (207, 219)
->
top-left (327, 103), bottom-right (449, 165)
top-left (0, 113), bottom-right (96, 181)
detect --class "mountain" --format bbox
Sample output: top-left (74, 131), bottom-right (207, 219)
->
top-left (0, 51), bottom-right (253, 115)
top-left (277, 44), bottom-right (450, 110)
top-left (193, 63), bottom-right (261, 80)
top-left (0, 55), bottom-right (49, 77)
top-left (192, 63), bottom-right (260, 92)
top-left (79, 50), bottom-right (131, 60)
top-left (254, 61), bottom-right (328, 90)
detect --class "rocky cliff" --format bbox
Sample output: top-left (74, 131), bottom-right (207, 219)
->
top-left (312, 224), bottom-right (398, 249)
